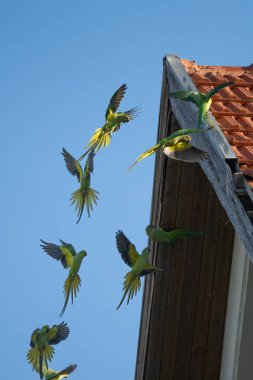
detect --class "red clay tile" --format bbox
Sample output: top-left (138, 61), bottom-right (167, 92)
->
top-left (180, 59), bottom-right (253, 184)
top-left (215, 116), bottom-right (239, 131)
top-left (237, 117), bottom-right (253, 131)
top-left (241, 165), bottom-right (253, 177)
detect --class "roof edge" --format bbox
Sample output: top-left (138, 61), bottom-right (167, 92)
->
top-left (164, 54), bottom-right (253, 261)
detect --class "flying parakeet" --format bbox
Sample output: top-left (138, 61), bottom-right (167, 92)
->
top-left (169, 81), bottom-right (234, 128)
top-left (40, 239), bottom-right (87, 317)
top-left (146, 225), bottom-right (203, 244)
top-left (33, 362), bottom-right (77, 380)
top-left (78, 83), bottom-right (140, 161)
top-left (129, 128), bottom-right (209, 169)
top-left (26, 322), bottom-right (70, 380)
top-left (62, 148), bottom-right (99, 223)
top-left (115, 230), bottom-right (163, 309)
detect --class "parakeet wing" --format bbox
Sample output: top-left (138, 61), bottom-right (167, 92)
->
top-left (62, 148), bottom-right (83, 181)
top-left (116, 230), bottom-right (140, 268)
top-left (47, 322), bottom-right (70, 345)
top-left (59, 240), bottom-right (76, 257)
top-left (124, 105), bottom-right (141, 121)
top-left (105, 83), bottom-right (127, 120)
top-left (86, 149), bottom-right (95, 173)
top-left (117, 271), bottom-right (141, 309)
top-left (169, 90), bottom-right (201, 106)
top-left (164, 145), bottom-right (209, 162)
top-left (29, 328), bottom-right (39, 347)
top-left (46, 364), bottom-right (77, 380)
top-left (40, 240), bottom-right (74, 269)
top-left (205, 81), bottom-right (234, 101)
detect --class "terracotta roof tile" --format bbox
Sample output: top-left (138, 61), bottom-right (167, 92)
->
top-left (181, 59), bottom-right (253, 187)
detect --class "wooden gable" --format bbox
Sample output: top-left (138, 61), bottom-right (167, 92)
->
top-left (135, 65), bottom-right (235, 380)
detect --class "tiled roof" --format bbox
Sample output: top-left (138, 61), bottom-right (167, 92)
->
top-left (181, 59), bottom-right (253, 187)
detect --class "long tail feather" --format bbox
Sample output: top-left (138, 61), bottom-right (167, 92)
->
top-left (117, 272), bottom-right (141, 309)
top-left (27, 346), bottom-right (55, 378)
top-left (78, 129), bottom-right (111, 162)
top-left (165, 229), bottom-right (203, 244)
top-left (60, 274), bottom-right (82, 317)
top-left (70, 187), bottom-right (99, 223)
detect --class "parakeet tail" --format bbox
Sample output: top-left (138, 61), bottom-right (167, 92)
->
top-left (89, 128), bottom-right (111, 150)
top-left (70, 187), bottom-right (99, 223)
top-left (78, 128), bottom-right (111, 162)
top-left (27, 346), bottom-right (55, 376)
top-left (60, 274), bottom-right (82, 317)
top-left (129, 145), bottom-right (159, 171)
top-left (165, 228), bottom-right (203, 244)
top-left (117, 272), bottom-right (141, 309)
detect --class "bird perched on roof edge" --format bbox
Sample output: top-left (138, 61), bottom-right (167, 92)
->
top-left (169, 81), bottom-right (234, 128)
top-left (146, 225), bottom-right (203, 244)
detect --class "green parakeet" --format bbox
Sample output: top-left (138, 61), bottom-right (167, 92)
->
top-left (146, 225), bottom-right (203, 244)
top-left (116, 230), bottom-right (163, 309)
top-left (62, 148), bottom-right (99, 223)
top-left (169, 81), bottom-right (234, 128)
top-left (33, 362), bottom-right (77, 380)
top-left (40, 239), bottom-right (87, 317)
top-left (78, 83), bottom-right (140, 161)
top-left (129, 128), bottom-right (208, 169)
top-left (26, 322), bottom-right (70, 379)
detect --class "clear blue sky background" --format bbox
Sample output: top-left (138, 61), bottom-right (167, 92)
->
top-left (1, 1), bottom-right (252, 379)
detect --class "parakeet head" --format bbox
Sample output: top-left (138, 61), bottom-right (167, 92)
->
top-left (41, 325), bottom-right (50, 333)
top-left (79, 250), bottom-right (87, 259)
top-left (180, 135), bottom-right (191, 143)
top-left (145, 225), bottom-right (153, 234)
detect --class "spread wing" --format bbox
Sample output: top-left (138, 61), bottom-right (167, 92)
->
top-left (62, 148), bottom-right (83, 181)
top-left (47, 322), bottom-right (70, 345)
top-left (164, 145), bottom-right (209, 162)
top-left (59, 240), bottom-right (77, 257)
top-left (40, 240), bottom-right (75, 269)
top-left (169, 90), bottom-right (201, 107)
top-left (123, 105), bottom-right (141, 121)
top-left (105, 83), bottom-right (127, 120)
top-left (46, 364), bottom-right (77, 380)
top-left (86, 149), bottom-right (95, 173)
top-left (30, 328), bottom-right (39, 347)
top-left (115, 230), bottom-right (140, 268)
top-left (205, 81), bottom-right (234, 101)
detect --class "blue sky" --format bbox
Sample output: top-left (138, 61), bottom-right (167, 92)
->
top-left (1, 1), bottom-right (252, 379)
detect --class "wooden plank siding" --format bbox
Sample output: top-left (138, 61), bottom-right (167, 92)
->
top-left (135, 65), bottom-right (234, 380)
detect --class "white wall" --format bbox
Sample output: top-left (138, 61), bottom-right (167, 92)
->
top-left (220, 233), bottom-right (253, 379)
